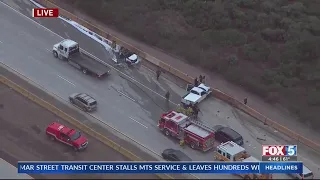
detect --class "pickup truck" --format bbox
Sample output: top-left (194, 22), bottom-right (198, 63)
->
top-left (46, 122), bottom-right (88, 151)
top-left (52, 39), bottom-right (111, 78)
top-left (181, 83), bottom-right (212, 105)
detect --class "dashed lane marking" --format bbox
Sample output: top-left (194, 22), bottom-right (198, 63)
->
top-left (130, 116), bottom-right (148, 129)
top-left (57, 74), bottom-right (76, 86)
top-left (64, 32), bottom-right (70, 38)
top-left (117, 90), bottom-right (136, 102)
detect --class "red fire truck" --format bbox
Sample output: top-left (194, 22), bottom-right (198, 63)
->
top-left (158, 111), bottom-right (215, 152)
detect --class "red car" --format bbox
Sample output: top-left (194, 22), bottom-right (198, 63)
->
top-left (46, 122), bottom-right (88, 151)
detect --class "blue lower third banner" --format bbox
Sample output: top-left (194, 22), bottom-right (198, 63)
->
top-left (18, 162), bottom-right (303, 174)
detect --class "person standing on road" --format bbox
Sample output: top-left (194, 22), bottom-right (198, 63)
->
top-left (194, 77), bottom-right (199, 87)
top-left (186, 106), bottom-right (193, 116)
top-left (165, 91), bottom-right (170, 101)
top-left (244, 97), bottom-right (248, 105)
top-left (199, 75), bottom-right (203, 83)
top-left (192, 104), bottom-right (200, 120)
top-left (156, 69), bottom-right (161, 80)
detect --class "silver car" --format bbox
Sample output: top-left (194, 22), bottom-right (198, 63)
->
top-left (69, 93), bottom-right (97, 112)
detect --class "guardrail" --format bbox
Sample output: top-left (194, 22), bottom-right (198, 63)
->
top-left (0, 75), bottom-right (174, 179)
top-left (34, 0), bottom-right (320, 152)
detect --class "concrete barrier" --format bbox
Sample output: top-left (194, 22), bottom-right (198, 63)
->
top-left (32, 0), bottom-right (320, 152)
top-left (0, 75), bottom-right (176, 179)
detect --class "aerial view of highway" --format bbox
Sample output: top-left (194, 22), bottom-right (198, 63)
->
top-left (0, 67), bottom-right (161, 179)
top-left (1, 0), bottom-right (320, 179)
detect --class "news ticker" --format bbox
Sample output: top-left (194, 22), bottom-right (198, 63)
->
top-left (18, 162), bottom-right (303, 174)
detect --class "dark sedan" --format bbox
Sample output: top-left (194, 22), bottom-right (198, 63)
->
top-left (161, 149), bottom-right (192, 161)
top-left (213, 125), bottom-right (244, 146)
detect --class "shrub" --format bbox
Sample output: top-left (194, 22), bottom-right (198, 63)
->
top-left (213, 29), bottom-right (247, 46)
top-left (261, 1), bottom-right (276, 13)
top-left (307, 89), bottom-right (320, 106)
top-left (307, 16), bottom-right (320, 36)
top-left (261, 28), bottom-right (286, 42)
top-left (281, 2), bottom-right (306, 17)
top-left (242, 41), bottom-right (271, 62)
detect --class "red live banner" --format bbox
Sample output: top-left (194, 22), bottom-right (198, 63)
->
top-left (32, 8), bottom-right (59, 18)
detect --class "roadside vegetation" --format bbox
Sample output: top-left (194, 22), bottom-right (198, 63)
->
top-left (56, 0), bottom-right (320, 128)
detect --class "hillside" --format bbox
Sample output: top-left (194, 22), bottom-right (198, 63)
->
top-left (56, 0), bottom-right (320, 128)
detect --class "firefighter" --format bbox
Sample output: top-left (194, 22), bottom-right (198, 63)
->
top-left (186, 106), bottom-right (193, 116)
top-left (176, 104), bottom-right (184, 113)
top-left (179, 139), bottom-right (185, 147)
top-left (192, 103), bottom-right (200, 119)
top-left (193, 108), bottom-right (199, 119)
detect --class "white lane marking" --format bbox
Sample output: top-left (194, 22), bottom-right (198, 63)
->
top-left (117, 90), bottom-right (136, 102)
top-left (152, 77), bottom-right (166, 91)
top-left (0, 1), bottom-right (178, 106)
top-left (57, 74), bottom-right (76, 86)
top-left (130, 116), bottom-right (148, 128)
top-left (64, 32), bottom-right (70, 38)
top-left (90, 98), bottom-right (149, 129)
top-left (61, 21), bottom-right (67, 27)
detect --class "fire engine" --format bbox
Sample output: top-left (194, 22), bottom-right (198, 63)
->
top-left (158, 111), bottom-right (215, 152)
top-left (214, 141), bottom-right (273, 179)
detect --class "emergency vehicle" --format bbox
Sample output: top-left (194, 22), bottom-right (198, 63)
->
top-left (214, 141), bottom-right (272, 179)
top-left (46, 122), bottom-right (88, 151)
top-left (158, 111), bottom-right (215, 152)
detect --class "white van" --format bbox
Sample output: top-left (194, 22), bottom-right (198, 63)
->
top-left (291, 165), bottom-right (314, 179)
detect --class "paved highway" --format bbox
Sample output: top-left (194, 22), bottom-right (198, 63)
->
top-left (0, 80), bottom-right (157, 179)
top-left (1, 0), bottom-right (320, 178)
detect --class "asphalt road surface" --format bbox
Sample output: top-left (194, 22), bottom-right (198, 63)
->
top-left (0, 81), bottom-right (158, 179)
top-left (1, 0), bottom-right (320, 179)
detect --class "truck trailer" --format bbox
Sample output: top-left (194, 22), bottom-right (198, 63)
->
top-left (52, 39), bottom-right (111, 78)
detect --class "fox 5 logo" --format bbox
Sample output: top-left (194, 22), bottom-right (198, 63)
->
top-left (262, 145), bottom-right (297, 156)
